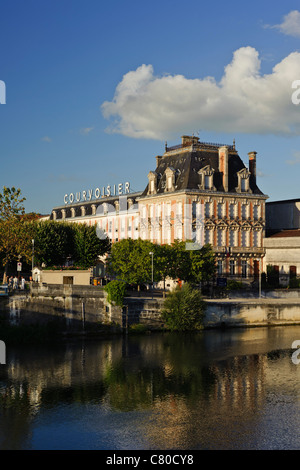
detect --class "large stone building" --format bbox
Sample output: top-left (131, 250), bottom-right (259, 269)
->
top-left (50, 135), bottom-right (268, 280)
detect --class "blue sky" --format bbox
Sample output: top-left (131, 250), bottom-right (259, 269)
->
top-left (1, 0), bottom-right (300, 214)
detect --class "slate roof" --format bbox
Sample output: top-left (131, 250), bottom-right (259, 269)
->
top-left (141, 142), bottom-right (265, 197)
top-left (268, 229), bottom-right (300, 238)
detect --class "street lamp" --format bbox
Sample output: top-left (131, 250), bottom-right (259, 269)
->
top-left (32, 239), bottom-right (34, 280)
top-left (149, 251), bottom-right (154, 299)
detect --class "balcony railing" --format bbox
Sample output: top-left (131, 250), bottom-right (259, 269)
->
top-left (166, 141), bottom-right (235, 152)
top-left (215, 246), bottom-right (265, 255)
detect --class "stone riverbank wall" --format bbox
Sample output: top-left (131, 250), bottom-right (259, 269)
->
top-left (0, 284), bottom-right (165, 330)
top-left (1, 284), bottom-right (300, 330)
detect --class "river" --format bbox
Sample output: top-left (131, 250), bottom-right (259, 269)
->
top-left (1, 326), bottom-right (300, 450)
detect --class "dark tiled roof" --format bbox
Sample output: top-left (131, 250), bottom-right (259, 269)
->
top-left (141, 147), bottom-right (265, 196)
top-left (268, 229), bottom-right (300, 238)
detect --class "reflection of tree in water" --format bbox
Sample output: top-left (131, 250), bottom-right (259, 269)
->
top-left (103, 362), bottom-right (216, 412)
top-left (103, 333), bottom-right (217, 412)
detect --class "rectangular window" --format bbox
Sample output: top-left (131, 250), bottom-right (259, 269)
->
top-left (217, 229), bottom-right (223, 246)
top-left (205, 229), bottom-right (211, 245)
top-left (241, 230), bottom-right (248, 247)
top-left (242, 204), bottom-right (247, 220)
top-left (229, 230), bottom-right (236, 247)
top-left (230, 260), bottom-right (235, 276)
top-left (242, 260), bottom-right (247, 278)
top-left (290, 266), bottom-right (297, 278)
top-left (217, 203), bottom-right (223, 218)
top-left (218, 260), bottom-right (223, 275)
top-left (229, 204), bottom-right (235, 219)
top-left (205, 175), bottom-right (210, 189)
top-left (253, 231), bottom-right (260, 247)
top-left (253, 205), bottom-right (259, 220)
top-left (205, 202), bottom-right (211, 217)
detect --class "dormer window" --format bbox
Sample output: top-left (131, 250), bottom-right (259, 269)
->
top-left (198, 165), bottom-right (216, 191)
top-left (236, 168), bottom-right (252, 193)
top-left (147, 171), bottom-right (158, 195)
top-left (164, 167), bottom-right (176, 192)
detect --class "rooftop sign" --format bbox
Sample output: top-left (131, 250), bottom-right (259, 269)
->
top-left (64, 181), bottom-right (131, 205)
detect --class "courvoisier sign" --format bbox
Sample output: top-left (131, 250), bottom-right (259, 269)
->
top-left (64, 181), bottom-right (131, 204)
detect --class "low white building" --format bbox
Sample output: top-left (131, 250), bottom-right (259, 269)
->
top-left (263, 230), bottom-right (300, 286)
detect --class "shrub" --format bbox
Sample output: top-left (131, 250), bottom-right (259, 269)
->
top-left (104, 280), bottom-right (127, 307)
top-left (226, 280), bottom-right (244, 291)
top-left (161, 283), bottom-right (205, 331)
top-left (289, 277), bottom-right (300, 289)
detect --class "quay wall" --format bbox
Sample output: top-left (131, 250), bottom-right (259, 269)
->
top-left (1, 284), bottom-right (300, 329)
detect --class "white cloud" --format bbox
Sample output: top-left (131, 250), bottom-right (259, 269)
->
top-left (273, 10), bottom-right (300, 38)
top-left (101, 47), bottom-right (300, 140)
top-left (41, 136), bottom-right (51, 142)
top-left (286, 150), bottom-right (300, 165)
top-left (80, 127), bottom-right (94, 135)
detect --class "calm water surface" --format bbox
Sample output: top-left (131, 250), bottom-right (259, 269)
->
top-left (1, 326), bottom-right (300, 450)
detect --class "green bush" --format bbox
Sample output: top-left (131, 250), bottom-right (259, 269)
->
top-left (104, 280), bottom-right (127, 307)
top-left (289, 277), bottom-right (300, 288)
top-left (226, 280), bottom-right (244, 291)
top-left (161, 283), bottom-right (205, 331)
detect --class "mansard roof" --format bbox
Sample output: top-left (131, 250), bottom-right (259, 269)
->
top-left (141, 137), bottom-right (265, 197)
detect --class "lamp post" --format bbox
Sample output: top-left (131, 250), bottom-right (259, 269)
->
top-left (259, 255), bottom-right (263, 299)
top-left (149, 251), bottom-right (154, 299)
top-left (32, 239), bottom-right (34, 280)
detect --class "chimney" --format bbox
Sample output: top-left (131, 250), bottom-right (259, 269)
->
top-left (156, 155), bottom-right (162, 167)
top-left (248, 151), bottom-right (257, 183)
top-left (218, 146), bottom-right (228, 192)
top-left (181, 135), bottom-right (199, 147)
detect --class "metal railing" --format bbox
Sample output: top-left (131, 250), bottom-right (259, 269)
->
top-left (166, 141), bottom-right (235, 152)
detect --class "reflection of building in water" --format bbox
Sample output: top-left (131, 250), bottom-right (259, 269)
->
top-left (211, 354), bottom-right (266, 410)
top-left (141, 353), bottom-right (267, 450)
top-left (1, 340), bottom-right (124, 413)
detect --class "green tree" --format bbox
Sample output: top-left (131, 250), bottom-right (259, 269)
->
top-left (33, 221), bottom-right (74, 267)
top-left (108, 238), bottom-right (155, 290)
top-left (73, 223), bottom-right (110, 268)
top-left (161, 283), bottom-right (205, 331)
top-left (0, 187), bottom-right (37, 281)
top-left (189, 244), bottom-right (216, 283)
top-left (0, 218), bottom-right (36, 276)
top-left (154, 243), bottom-right (174, 293)
top-left (0, 186), bottom-right (26, 220)
top-left (167, 240), bottom-right (192, 282)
